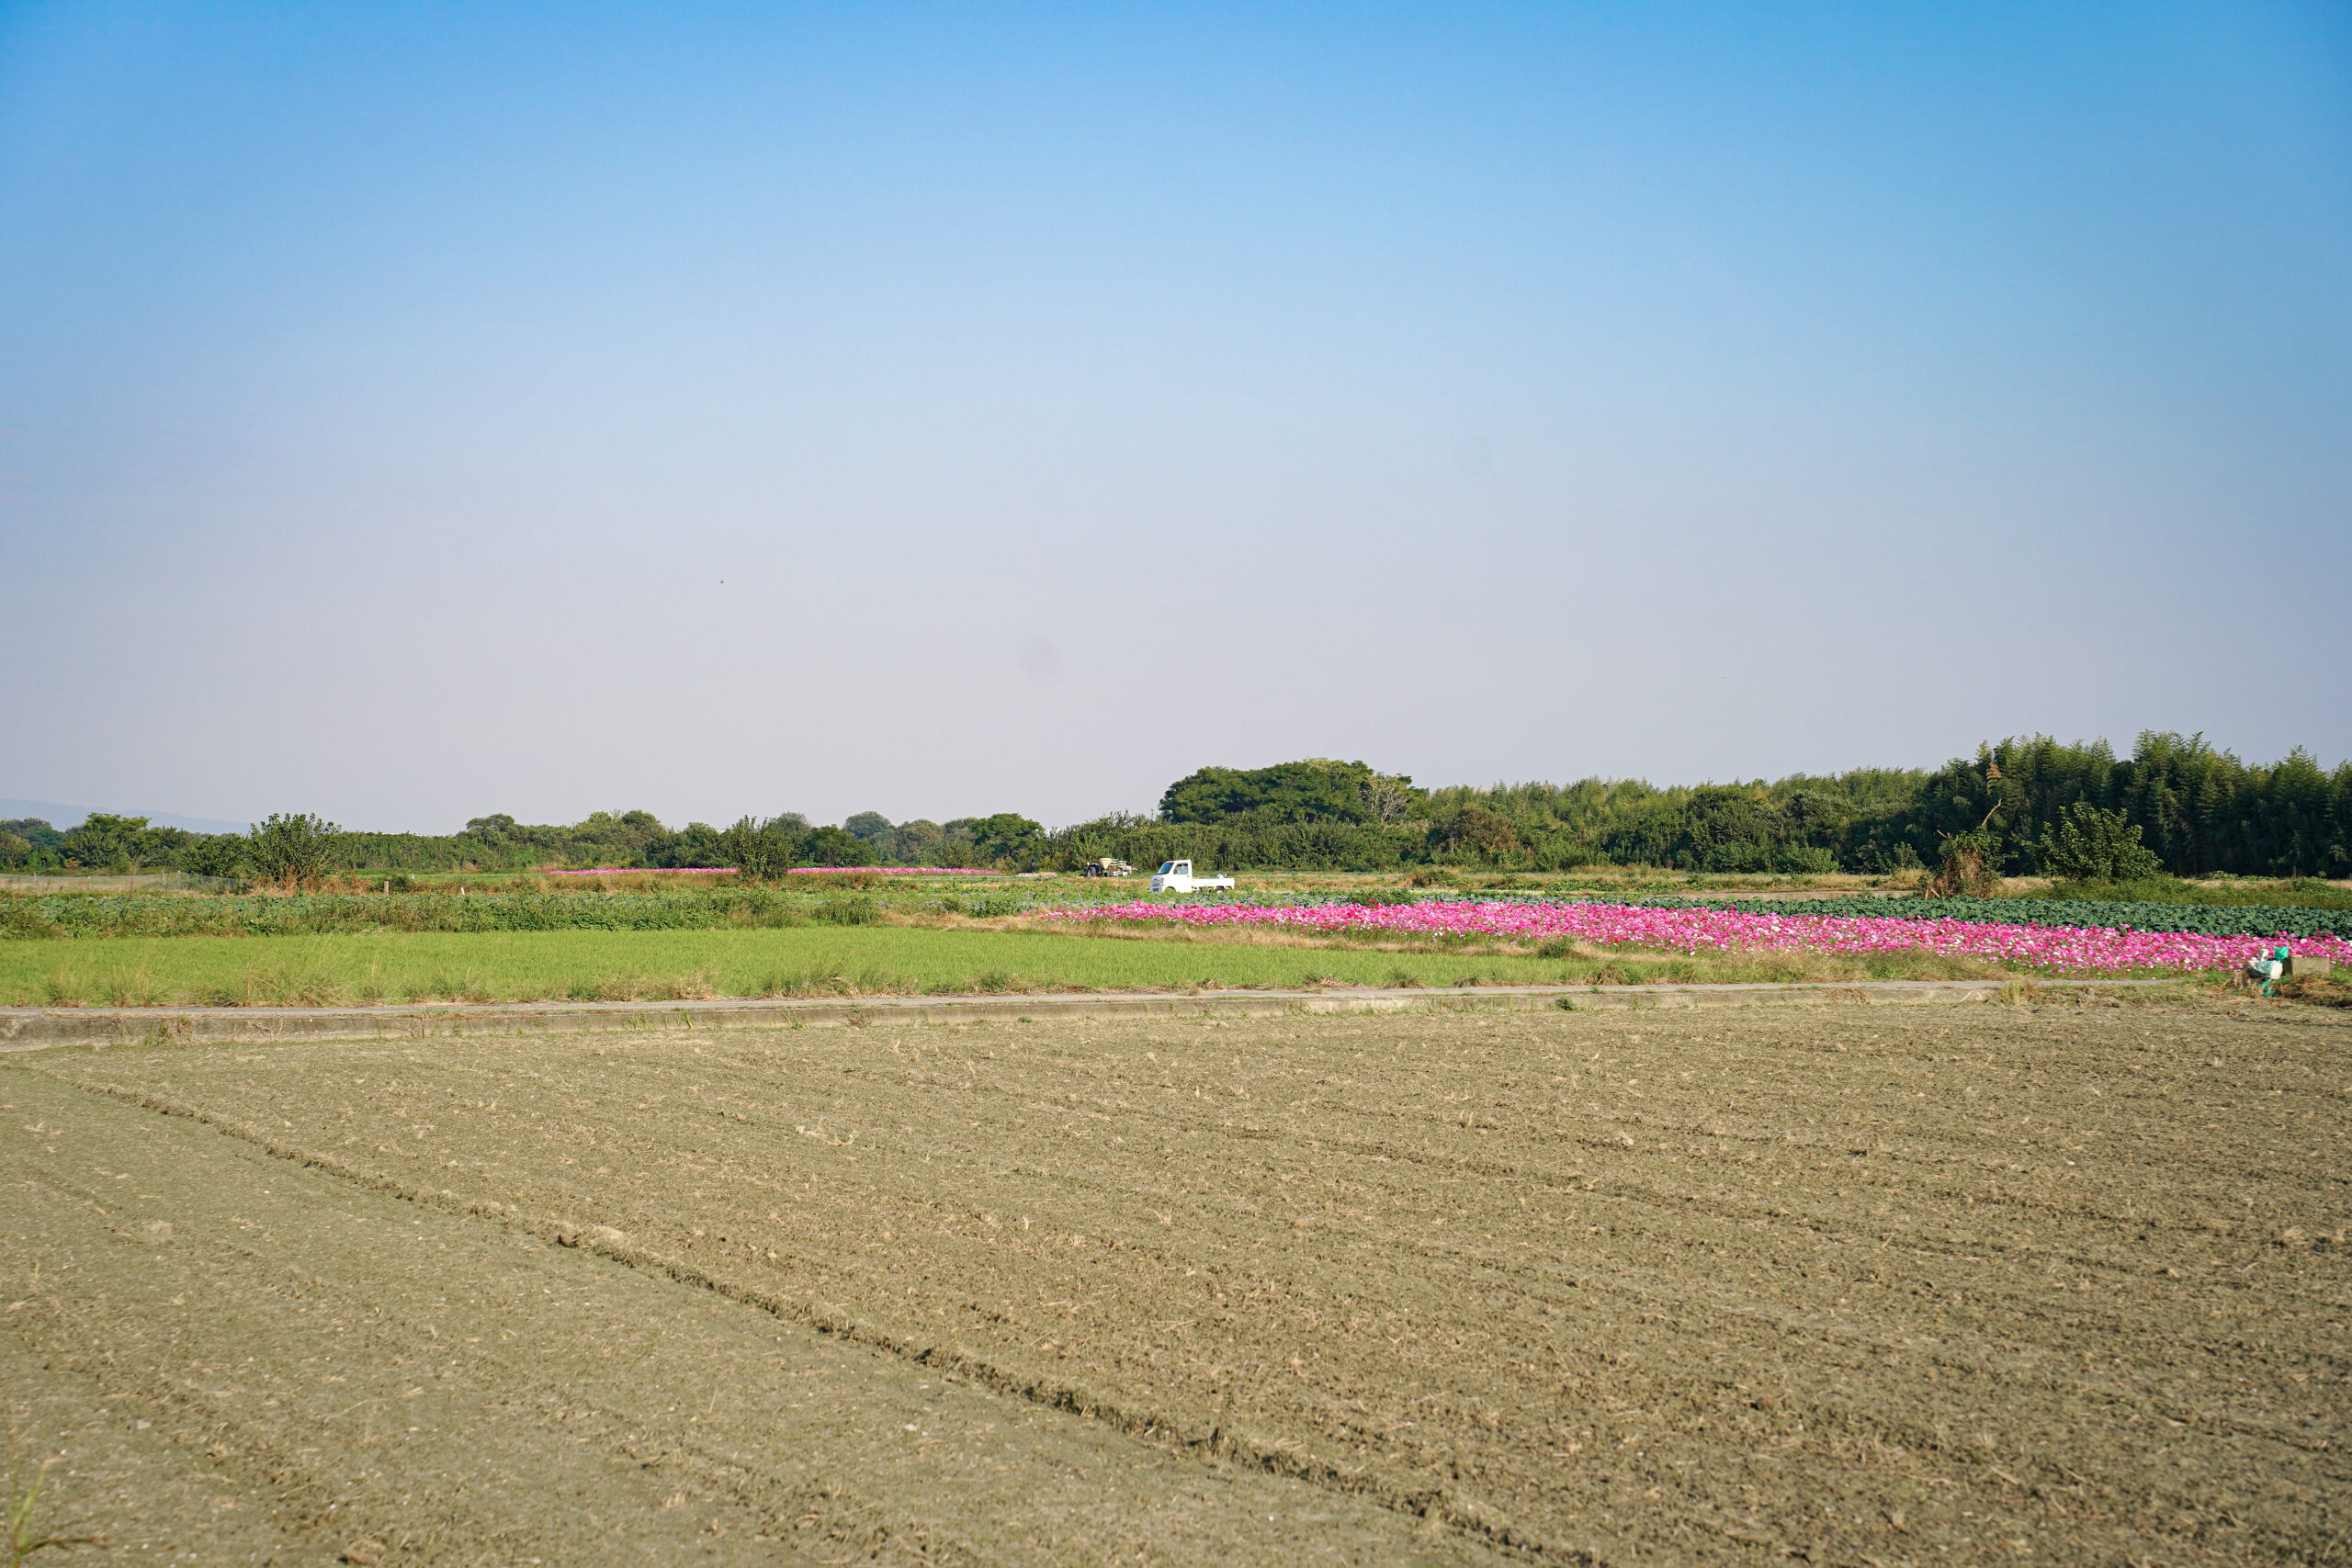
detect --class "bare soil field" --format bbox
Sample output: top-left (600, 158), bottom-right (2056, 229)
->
top-left (4, 998), bottom-right (2346, 1564)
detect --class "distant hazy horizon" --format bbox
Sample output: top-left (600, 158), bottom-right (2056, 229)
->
top-left (0, 799), bottom-right (248, 837)
top-left (5, 3), bottom-right (2346, 834)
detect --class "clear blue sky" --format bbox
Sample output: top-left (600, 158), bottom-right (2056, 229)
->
top-left (3, 2), bottom-right (2346, 832)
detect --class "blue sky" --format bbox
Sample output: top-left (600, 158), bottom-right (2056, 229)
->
top-left (3, 2), bottom-right (2346, 832)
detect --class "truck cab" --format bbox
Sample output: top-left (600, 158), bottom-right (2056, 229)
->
top-left (1149, 859), bottom-right (1235, 893)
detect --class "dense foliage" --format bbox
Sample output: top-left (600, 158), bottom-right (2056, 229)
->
top-left (1069, 734), bottom-right (2351, 878)
top-left (2, 813), bottom-right (208, 874)
top-left (2033, 804), bottom-right (2163, 883)
top-left (1159, 760), bottom-right (1423, 826)
top-left (5, 731), bottom-right (2346, 880)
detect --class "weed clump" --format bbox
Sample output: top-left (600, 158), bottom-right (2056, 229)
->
top-left (6, 1467), bottom-right (102, 1563)
top-left (238, 964), bottom-right (347, 1007)
top-left (1922, 831), bottom-right (2003, 898)
top-left (752, 966), bottom-right (904, 998)
top-left (797, 871), bottom-right (884, 891)
top-left (100, 967), bottom-right (160, 1008)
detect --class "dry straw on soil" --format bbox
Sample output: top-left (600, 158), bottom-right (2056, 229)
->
top-left (4, 998), bottom-right (2344, 1563)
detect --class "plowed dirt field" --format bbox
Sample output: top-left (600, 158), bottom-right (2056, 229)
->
top-left (4, 999), bottom-right (2346, 1564)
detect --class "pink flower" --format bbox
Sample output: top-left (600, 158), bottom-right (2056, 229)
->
top-left (1042, 898), bottom-right (2352, 975)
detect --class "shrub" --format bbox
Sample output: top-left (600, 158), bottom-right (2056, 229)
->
top-left (1922, 829), bottom-right (2003, 898)
top-left (1442, 804), bottom-right (1521, 862)
top-left (800, 825), bottom-right (876, 867)
top-left (2034, 803), bottom-right (2163, 883)
top-left (247, 813), bottom-right (339, 890)
top-left (720, 817), bottom-right (799, 883)
top-left (179, 833), bottom-right (251, 879)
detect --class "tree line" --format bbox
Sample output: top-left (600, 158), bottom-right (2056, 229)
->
top-left (5, 732), bottom-right (2346, 881)
top-left (0, 807), bottom-right (1053, 880)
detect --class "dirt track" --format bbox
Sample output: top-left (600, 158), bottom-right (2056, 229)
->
top-left (4, 999), bottom-right (2346, 1563)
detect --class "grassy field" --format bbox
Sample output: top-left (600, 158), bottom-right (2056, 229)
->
top-left (0, 921), bottom-right (2005, 1006)
top-left (4, 999), bottom-right (2342, 1562)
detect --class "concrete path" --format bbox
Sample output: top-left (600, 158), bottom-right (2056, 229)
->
top-left (0, 976), bottom-right (2184, 1049)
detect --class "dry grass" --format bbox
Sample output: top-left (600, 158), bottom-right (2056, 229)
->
top-left (2271, 971), bottom-right (2351, 1008)
top-left (743, 964), bottom-right (902, 999)
top-left (577, 971), bottom-right (718, 1002)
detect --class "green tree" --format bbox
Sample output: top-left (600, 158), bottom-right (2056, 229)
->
top-left (878, 818), bottom-right (945, 865)
top-left (1159, 761), bottom-right (1380, 825)
top-left (0, 819), bottom-right (64, 871)
top-left (58, 813), bottom-right (164, 873)
top-left (177, 833), bottom-right (249, 879)
top-left (1438, 803), bottom-right (1521, 862)
top-left (1679, 787), bottom-right (1778, 873)
top-left (247, 813), bottom-right (340, 889)
top-left (842, 811), bottom-right (892, 842)
top-left (951, 813), bottom-right (1046, 866)
top-left (718, 817), bottom-right (801, 882)
top-left (800, 825), bottom-right (876, 867)
top-left (0, 819), bottom-right (63, 852)
top-left (649, 821), bottom-right (729, 868)
top-left (2034, 802), bottom-right (2164, 882)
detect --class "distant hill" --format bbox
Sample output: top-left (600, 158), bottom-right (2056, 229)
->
top-left (0, 798), bottom-right (248, 836)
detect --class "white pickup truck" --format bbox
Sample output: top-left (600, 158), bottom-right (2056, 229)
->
top-left (1148, 859), bottom-right (1234, 893)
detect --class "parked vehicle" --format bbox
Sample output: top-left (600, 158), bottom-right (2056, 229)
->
top-left (1148, 859), bottom-right (1234, 893)
top-left (1078, 857), bottom-right (1135, 877)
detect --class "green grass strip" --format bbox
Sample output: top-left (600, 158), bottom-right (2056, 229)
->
top-left (0, 925), bottom-right (1994, 1008)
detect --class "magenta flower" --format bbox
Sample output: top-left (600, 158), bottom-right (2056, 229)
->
top-left (1042, 898), bottom-right (2352, 975)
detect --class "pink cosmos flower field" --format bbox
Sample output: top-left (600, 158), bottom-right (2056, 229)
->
top-left (786, 866), bottom-right (995, 876)
top-left (547, 866), bottom-right (995, 876)
top-left (548, 867), bottom-right (734, 875)
top-left (1044, 898), bottom-right (2352, 975)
